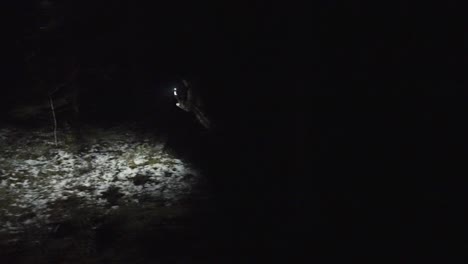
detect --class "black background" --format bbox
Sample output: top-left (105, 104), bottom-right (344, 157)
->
top-left (1, 0), bottom-right (465, 260)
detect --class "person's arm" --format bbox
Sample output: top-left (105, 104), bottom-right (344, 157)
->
top-left (175, 90), bottom-right (190, 112)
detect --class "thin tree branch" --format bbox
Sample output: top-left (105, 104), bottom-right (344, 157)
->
top-left (49, 94), bottom-right (58, 146)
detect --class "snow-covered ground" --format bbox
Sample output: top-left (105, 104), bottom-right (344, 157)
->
top-left (0, 125), bottom-right (202, 239)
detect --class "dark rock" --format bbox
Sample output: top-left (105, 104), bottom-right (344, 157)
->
top-left (75, 185), bottom-right (95, 192)
top-left (101, 186), bottom-right (124, 205)
top-left (133, 174), bottom-right (151, 186)
top-left (18, 212), bottom-right (36, 222)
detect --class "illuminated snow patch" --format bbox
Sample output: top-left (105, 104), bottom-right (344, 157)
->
top-left (0, 126), bottom-right (202, 235)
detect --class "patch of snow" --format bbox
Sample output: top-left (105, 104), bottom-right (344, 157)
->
top-left (133, 156), bottom-right (148, 165)
top-left (23, 219), bottom-right (35, 225)
top-left (0, 126), bottom-right (203, 237)
top-left (24, 160), bottom-right (47, 166)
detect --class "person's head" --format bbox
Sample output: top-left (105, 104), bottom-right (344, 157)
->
top-left (174, 79), bottom-right (190, 101)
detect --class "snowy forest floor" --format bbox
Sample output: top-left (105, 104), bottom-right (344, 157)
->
top-left (0, 124), bottom-right (213, 263)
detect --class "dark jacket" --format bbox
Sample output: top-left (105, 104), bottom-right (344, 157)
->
top-left (174, 80), bottom-right (211, 129)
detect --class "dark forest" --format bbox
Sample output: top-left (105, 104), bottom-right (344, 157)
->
top-left (0, 1), bottom-right (465, 262)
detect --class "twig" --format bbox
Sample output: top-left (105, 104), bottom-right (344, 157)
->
top-left (49, 95), bottom-right (58, 146)
top-left (48, 82), bottom-right (67, 97)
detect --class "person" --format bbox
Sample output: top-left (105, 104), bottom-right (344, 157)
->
top-left (174, 79), bottom-right (211, 129)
